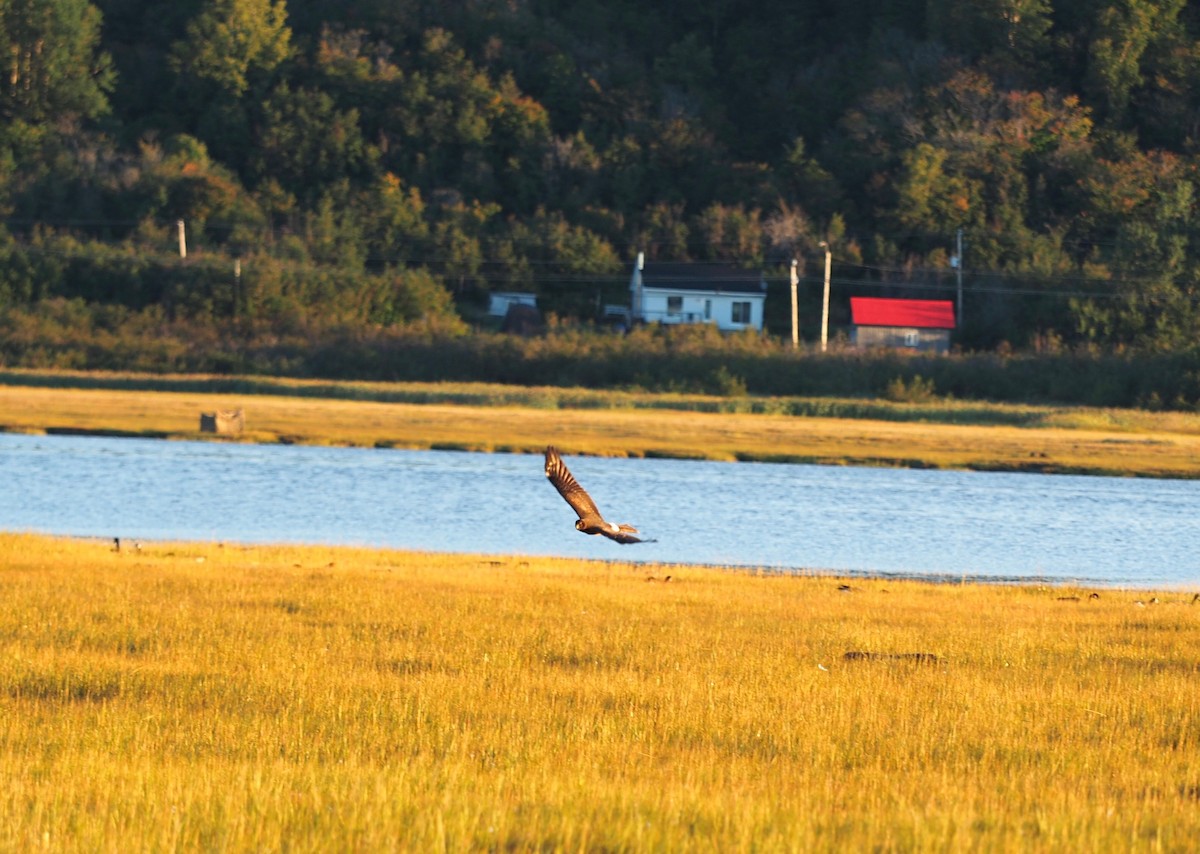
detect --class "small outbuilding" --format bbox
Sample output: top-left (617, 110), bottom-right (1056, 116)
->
top-left (199, 409), bottom-right (244, 435)
top-left (488, 291), bottom-right (538, 318)
top-left (850, 297), bottom-right (956, 354)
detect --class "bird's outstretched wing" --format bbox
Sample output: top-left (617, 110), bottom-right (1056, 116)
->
top-left (544, 446), bottom-right (602, 521)
top-left (545, 447), bottom-right (655, 544)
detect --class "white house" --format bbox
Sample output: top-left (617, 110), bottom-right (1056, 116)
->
top-left (629, 254), bottom-right (767, 332)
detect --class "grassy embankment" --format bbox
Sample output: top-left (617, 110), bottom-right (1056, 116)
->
top-left (1, 533), bottom-right (1197, 850)
top-left (3, 370), bottom-right (1200, 478)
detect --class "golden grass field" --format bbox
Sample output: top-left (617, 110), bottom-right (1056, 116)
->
top-left (3, 373), bottom-right (1200, 478)
top-left (2, 533), bottom-right (1197, 851)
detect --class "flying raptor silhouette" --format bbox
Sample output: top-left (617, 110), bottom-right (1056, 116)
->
top-left (544, 446), bottom-right (654, 544)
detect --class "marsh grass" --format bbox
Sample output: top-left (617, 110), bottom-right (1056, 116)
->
top-left (4, 372), bottom-right (1200, 479)
top-left (6, 367), bottom-right (1200, 431)
top-left (2, 533), bottom-right (1198, 850)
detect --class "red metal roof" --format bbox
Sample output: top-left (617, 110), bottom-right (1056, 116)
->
top-left (850, 298), bottom-right (956, 329)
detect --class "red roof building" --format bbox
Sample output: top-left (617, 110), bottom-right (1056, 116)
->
top-left (849, 298), bottom-right (956, 353)
top-left (850, 298), bottom-right (956, 329)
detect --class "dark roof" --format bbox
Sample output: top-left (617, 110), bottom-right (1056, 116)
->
top-left (850, 297), bottom-right (956, 329)
top-left (635, 262), bottom-right (765, 294)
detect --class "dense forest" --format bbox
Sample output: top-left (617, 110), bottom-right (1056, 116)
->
top-left (2, 0), bottom-right (1200, 380)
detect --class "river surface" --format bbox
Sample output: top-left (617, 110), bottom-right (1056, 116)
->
top-left (2, 432), bottom-right (1196, 589)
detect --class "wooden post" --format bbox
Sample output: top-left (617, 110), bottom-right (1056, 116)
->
top-left (177, 219), bottom-right (187, 259)
top-left (789, 259), bottom-right (799, 349)
top-left (819, 242), bottom-right (831, 353)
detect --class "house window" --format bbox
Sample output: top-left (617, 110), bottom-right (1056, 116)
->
top-left (704, 299), bottom-right (712, 320)
top-left (731, 301), bottom-right (752, 324)
top-left (904, 330), bottom-right (920, 347)
top-left (667, 295), bottom-right (683, 316)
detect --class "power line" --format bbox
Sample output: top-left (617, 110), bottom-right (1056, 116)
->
top-left (5, 218), bottom-right (1191, 302)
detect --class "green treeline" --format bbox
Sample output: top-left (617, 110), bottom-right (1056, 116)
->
top-left (1, 0), bottom-right (1200, 390)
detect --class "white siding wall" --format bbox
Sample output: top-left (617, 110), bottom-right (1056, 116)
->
top-left (639, 289), bottom-right (763, 331)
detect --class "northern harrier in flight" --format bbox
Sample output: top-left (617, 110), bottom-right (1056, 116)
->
top-left (544, 446), bottom-right (654, 544)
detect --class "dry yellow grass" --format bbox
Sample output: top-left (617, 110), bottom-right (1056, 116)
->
top-left (2, 381), bottom-right (1199, 478)
top-left (2, 533), bottom-right (1197, 851)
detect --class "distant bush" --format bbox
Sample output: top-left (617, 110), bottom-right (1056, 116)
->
top-left (0, 235), bottom-right (464, 331)
top-left (884, 374), bottom-right (938, 403)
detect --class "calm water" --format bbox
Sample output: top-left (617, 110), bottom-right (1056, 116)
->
top-left (2, 432), bottom-right (1196, 588)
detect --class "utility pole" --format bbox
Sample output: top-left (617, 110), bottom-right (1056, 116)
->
top-left (819, 241), bottom-right (831, 353)
top-left (177, 219), bottom-right (187, 259)
top-left (955, 227), bottom-right (964, 329)
top-left (633, 251), bottom-right (645, 322)
top-left (789, 259), bottom-right (799, 349)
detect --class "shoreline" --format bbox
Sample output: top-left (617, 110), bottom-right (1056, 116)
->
top-left (35, 531), bottom-right (1194, 593)
top-left (3, 422), bottom-right (1197, 480)
top-left (3, 373), bottom-right (1200, 480)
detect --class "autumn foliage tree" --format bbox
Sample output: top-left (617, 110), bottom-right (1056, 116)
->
top-left (0, 0), bottom-right (1197, 357)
